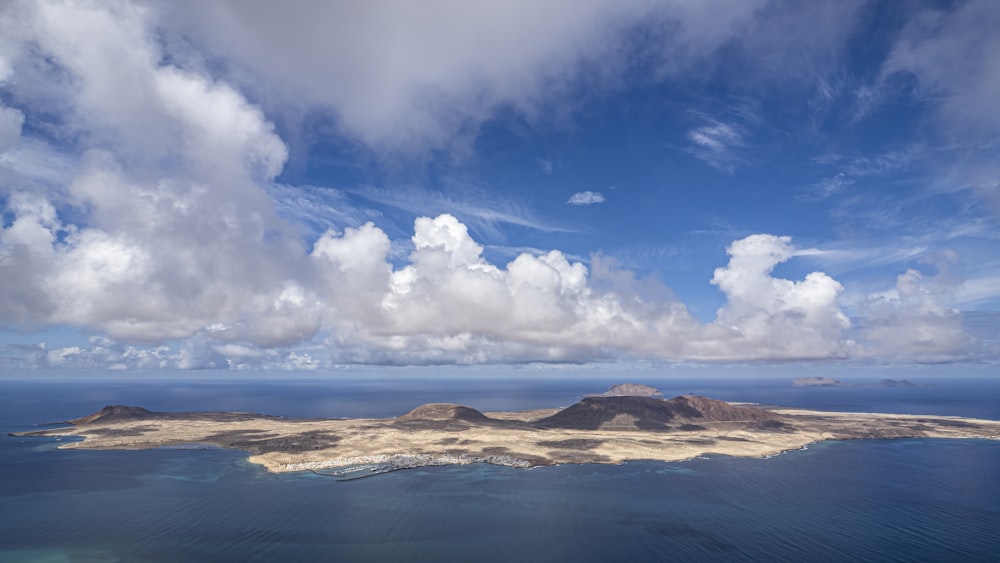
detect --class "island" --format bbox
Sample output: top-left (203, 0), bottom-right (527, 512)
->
top-left (793, 377), bottom-right (935, 388)
top-left (588, 383), bottom-right (662, 397)
top-left (12, 389), bottom-right (1000, 480)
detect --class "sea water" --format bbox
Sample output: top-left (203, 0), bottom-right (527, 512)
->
top-left (1, 374), bottom-right (998, 562)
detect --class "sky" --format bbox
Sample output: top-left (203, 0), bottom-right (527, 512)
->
top-left (0, 0), bottom-right (998, 372)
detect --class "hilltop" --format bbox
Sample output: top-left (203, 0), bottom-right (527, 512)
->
top-left (534, 395), bottom-right (781, 431)
top-left (13, 385), bottom-right (998, 477)
top-left (397, 403), bottom-right (492, 422)
top-left (69, 405), bottom-right (156, 425)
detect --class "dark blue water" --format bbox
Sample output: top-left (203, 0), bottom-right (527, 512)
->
top-left (2, 375), bottom-right (999, 562)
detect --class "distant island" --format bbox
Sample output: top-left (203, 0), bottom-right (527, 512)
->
top-left (588, 383), bottom-right (662, 397)
top-left (793, 377), bottom-right (935, 388)
top-left (12, 385), bottom-right (997, 480)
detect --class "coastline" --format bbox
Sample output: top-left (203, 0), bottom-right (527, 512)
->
top-left (14, 397), bottom-right (1000, 478)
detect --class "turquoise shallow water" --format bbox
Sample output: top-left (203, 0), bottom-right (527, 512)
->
top-left (2, 376), bottom-right (999, 562)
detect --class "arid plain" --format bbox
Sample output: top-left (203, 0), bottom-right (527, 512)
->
top-left (16, 387), bottom-right (1000, 476)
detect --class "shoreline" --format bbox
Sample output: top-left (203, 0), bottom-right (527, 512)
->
top-left (13, 398), bottom-right (1000, 478)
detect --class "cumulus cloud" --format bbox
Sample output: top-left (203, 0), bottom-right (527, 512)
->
top-left (307, 215), bottom-right (856, 364)
top-left (863, 269), bottom-right (972, 361)
top-left (567, 191), bottom-right (606, 205)
top-left (27, 335), bottom-right (324, 371)
top-left (0, 1), bottom-right (985, 368)
top-left (0, 0), bottom-right (318, 346)
top-left (4, 191), bottom-right (973, 366)
top-left (711, 235), bottom-right (850, 358)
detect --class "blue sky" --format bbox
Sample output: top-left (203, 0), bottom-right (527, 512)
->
top-left (0, 0), bottom-right (998, 371)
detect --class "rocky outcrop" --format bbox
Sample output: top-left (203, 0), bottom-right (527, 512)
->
top-left (70, 405), bottom-right (156, 426)
top-left (396, 403), bottom-right (492, 423)
top-left (533, 395), bottom-right (781, 431)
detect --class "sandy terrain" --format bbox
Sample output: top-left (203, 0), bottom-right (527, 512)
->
top-left (14, 397), bottom-right (1000, 475)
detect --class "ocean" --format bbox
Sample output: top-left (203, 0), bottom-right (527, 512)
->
top-left (1, 373), bottom-right (998, 562)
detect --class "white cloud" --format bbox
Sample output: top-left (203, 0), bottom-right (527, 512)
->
top-left (0, 0), bottom-right (318, 346)
top-left (879, 1), bottom-right (1000, 213)
top-left (304, 216), bottom-right (859, 363)
top-left (954, 276), bottom-right (1000, 307)
top-left (150, 0), bottom-right (865, 158)
top-left (0, 43), bottom-right (22, 153)
top-left (809, 149), bottom-right (914, 200)
top-left (346, 183), bottom-right (573, 239)
top-left (157, 0), bottom-right (657, 155)
top-left (810, 175), bottom-right (854, 199)
top-left (5, 198), bottom-right (982, 366)
top-left (0, 103), bottom-right (23, 153)
top-left (567, 191), bottom-right (606, 206)
top-left (883, 0), bottom-right (1000, 140)
top-left (3, 0), bottom-right (874, 164)
top-left (0, 193), bottom-right (61, 324)
top-left (686, 118), bottom-right (745, 172)
top-left (689, 122), bottom-right (742, 151)
top-left (46, 345), bottom-right (81, 366)
top-left (841, 150), bottom-right (913, 177)
top-left (710, 235), bottom-right (850, 358)
top-left (0, 1), bottom-right (990, 368)
top-left (36, 339), bottom-right (174, 370)
top-left (862, 269), bottom-right (972, 360)
top-left (796, 243), bottom-right (929, 273)
top-left (0, 139), bottom-right (77, 188)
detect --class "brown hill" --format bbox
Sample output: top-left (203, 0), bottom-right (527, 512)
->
top-left (533, 395), bottom-right (782, 431)
top-left (396, 403), bottom-right (492, 423)
top-left (70, 405), bottom-right (156, 426)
